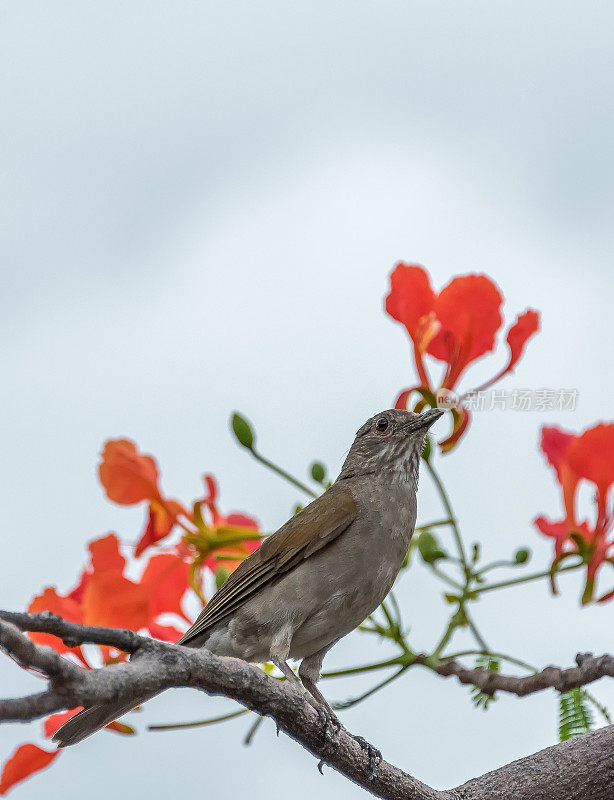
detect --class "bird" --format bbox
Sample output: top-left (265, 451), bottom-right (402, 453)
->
top-left (53, 407), bottom-right (443, 748)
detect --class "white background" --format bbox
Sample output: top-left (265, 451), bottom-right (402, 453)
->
top-left (1, 2), bottom-right (613, 797)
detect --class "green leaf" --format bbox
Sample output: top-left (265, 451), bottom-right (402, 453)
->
top-left (310, 461), bottom-right (326, 483)
top-left (417, 530), bottom-right (447, 563)
top-left (559, 688), bottom-right (594, 741)
top-left (470, 655), bottom-right (500, 710)
top-left (421, 435), bottom-right (432, 462)
top-left (231, 412), bottom-right (255, 450)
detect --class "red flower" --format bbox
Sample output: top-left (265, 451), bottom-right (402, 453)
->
top-left (10, 531), bottom-right (188, 794)
top-left (28, 534), bottom-right (191, 658)
top-left (98, 439), bottom-right (190, 555)
top-left (27, 588), bottom-right (88, 666)
top-left (385, 263), bottom-right (540, 451)
top-left (535, 423), bottom-right (614, 603)
top-left (98, 439), bottom-right (159, 503)
top-left (10, 450), bottom-right (263, 793)
top-left (81, 534), bottom-right (190, 633)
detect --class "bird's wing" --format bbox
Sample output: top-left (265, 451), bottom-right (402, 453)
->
top-left (177, 487), bottom-right (357, 646)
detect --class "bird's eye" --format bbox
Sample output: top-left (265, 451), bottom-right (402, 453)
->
top-left (375, 417), bottom-right (389, 433)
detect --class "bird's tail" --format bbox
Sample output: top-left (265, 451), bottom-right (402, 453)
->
top-left (52, 693), bottom-right (157, 748)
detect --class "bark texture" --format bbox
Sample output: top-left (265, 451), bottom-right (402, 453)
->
top-left (1, 611), bottom-right (612, 800)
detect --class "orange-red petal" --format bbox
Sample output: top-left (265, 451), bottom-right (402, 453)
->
top-left (148, 620), bottom-right (185, 642)
top-left (43, 709), bottom-right (82, 739)
top-left (135, 500), bottom-right (184, 557)
top-left (99, 439), bottom-right (160, 505)
top-left (538, 426), bottom-right (581, 526)
top-left (0, 745), bottom-right (59, 796)
top-left (203, 474), bottom-right (218, 505)
top-left (394, 389), bottom-right (412, 410)
top-left (566, 423), bottom-right (614, 499)
top-left (438, 407), bottom-right (471, 454)
top-left (539, 426), bottom-right (575, 481)
top-left (225, 513), bottom-right (259, 530)
top-left (141, 553), bottom-right (190, 621)
top-left (83, 572), bottom-right (149, 631)
top-left (80, 535), bottom-right (143, 629)
top-left (27, 588), bottom-right (84, 656)
top-left (88, 533), bottom-right (125, 574)
top-left (503, 309), bottom-right (540, 374)
top-left (533, 516), bottom-right (589, 557)
top-left (43, 709), bottom-right (133, 739)
top-left (385, 264), bottom-right (437, 346)
top-left (428, 274), bottom-right (503, 385)
top-left (105, 721), bottom-right (136, 736)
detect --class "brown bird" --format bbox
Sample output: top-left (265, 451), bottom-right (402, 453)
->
top-left (53, 407), bottom-right (443, 747)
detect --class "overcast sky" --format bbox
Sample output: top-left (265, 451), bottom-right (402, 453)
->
top-left (1, 2), bottom-right (613, 798)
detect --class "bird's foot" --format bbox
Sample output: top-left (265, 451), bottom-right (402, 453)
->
top-left (316, 704), bottom-right (341, 745)
top-left (353, 735), bottom-right (382, 781)
top-left (312, 704), bottom-right (341, 774)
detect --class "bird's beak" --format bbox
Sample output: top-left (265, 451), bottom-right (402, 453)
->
top-left (404, 408), bottom-right (445, 432)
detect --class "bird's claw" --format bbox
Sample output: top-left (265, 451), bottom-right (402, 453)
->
top-left (316, 704), bottom-right (341, 747)
top-left (312, 704), bottom-right (341, 774)
top-left (353, 735), bottom-right (382, 781)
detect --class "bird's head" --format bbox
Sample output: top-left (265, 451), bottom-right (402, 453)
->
top-left (339, 408), bottom-right (444, 481)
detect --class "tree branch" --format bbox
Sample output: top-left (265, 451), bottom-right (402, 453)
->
top-left (0, 610), bottom-right (143, 652)
top-left (1, 611), bottom-right (613, 800)
top-left (431, 652), bottom-right (614, 696)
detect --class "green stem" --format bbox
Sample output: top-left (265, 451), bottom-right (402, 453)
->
top-left (357, 624), bottom-right (382, 635)
top-left (430, 564), bottom-right (463, 590)
top-left (243, 714), bottom-right (265, 745)
top-left (423, 457), bottom-right (468, 570)
top-left (431, 616), bottom-right (459, 659)
top-left (206, 532), bottom-right (264, 547)
top-left (322, 655), bottom-right (404, 679)
top-left (475, 560), bottom-right (519, 576)
top-left (465, 610), bottom-right (489, 652)
top-left (415, 518), bottom-right (454, 532)
top-left (475, 560), bottom-right (583, 595)
top-left (251, 449), bottom-right (319, 498)
top-left (333, 668), bottom-right (406, 710)
top-left (148, 708), bottom-right (248, 731)
top-left (387, 592), bottom-right (404, 632)
top-left (380, 600), bottom-right (397, 632)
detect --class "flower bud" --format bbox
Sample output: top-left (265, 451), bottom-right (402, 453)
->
top-left (514, 548), bottom-right (530, 564)
top-left (231, 413), bottom-right (255, 450)
top-left (417, 530), bottom-right (447, 563)
top-left (310, 462), bottom-right (326, 483)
